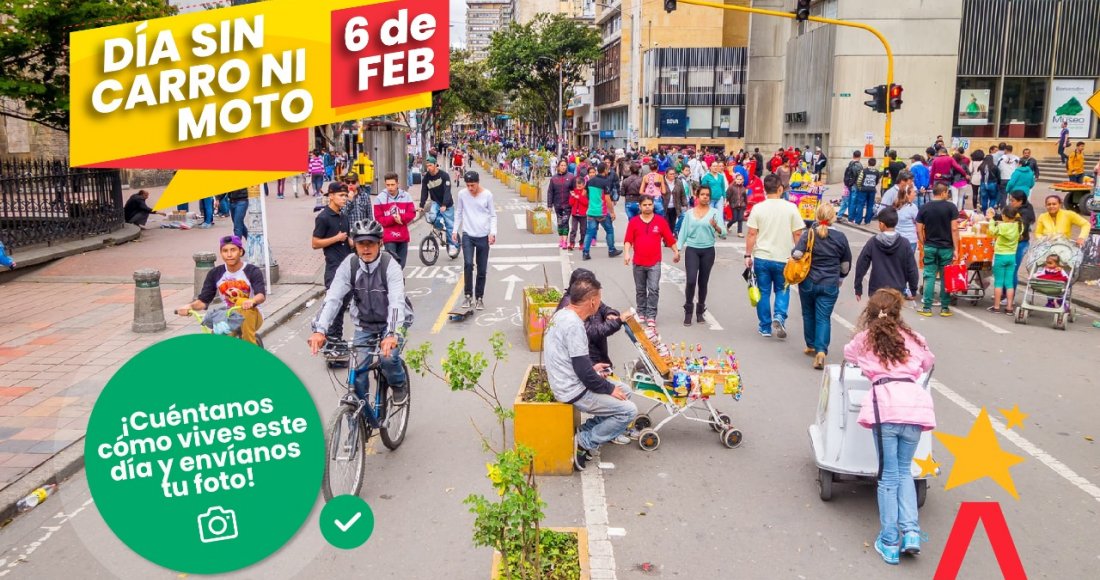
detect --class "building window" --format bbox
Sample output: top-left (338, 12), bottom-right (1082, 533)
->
top-left (999, 78), bottom-right (1047, 138)
top-left (953, 77), bottom-right (998, 138)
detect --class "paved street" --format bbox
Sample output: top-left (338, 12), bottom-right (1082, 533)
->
top-left (0, 163), bottom-right (1098, 578)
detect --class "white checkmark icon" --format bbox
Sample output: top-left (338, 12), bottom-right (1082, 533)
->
top-left (334, 512), bottom-right (361, 533)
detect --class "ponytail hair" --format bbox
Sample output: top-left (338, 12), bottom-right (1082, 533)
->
top-left (855, 289), bottom-right (926, 368)
top-left (814, 203), bottom-right (835, 239)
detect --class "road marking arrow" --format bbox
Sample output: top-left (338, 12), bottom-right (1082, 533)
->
top-left (502, 274), bottom-right (523, 301)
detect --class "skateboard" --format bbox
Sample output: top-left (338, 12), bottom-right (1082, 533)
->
top-left (448, 309), bottom-right (474, 322)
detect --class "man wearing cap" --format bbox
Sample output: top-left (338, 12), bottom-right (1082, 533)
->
top-left (312, 182), bottom-right (353, 349)
top-left (453, 171), bottom-right (497, 310)
top-left (309, 220), bottom-right (409, 405)
top-left (419, 157), bottom-right (457, 255)
top-left (341, 171), bottom-right (374, 225)
top-left (176, 235), bottom-right (267, 345)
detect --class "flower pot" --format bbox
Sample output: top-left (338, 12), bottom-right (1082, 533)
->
top-left (526, 208), bottom-right (555, 235)
top-left (514, 365), bottom-right (579, 476)
top-left (522, 286), bottom-right (561, 352)
top-left (490, 527), bottom-right (591, 579)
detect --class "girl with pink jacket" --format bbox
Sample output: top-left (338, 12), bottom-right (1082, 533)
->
top-left (843, 289), bottom-right (935, 566)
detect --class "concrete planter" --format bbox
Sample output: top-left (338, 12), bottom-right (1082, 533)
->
top-left (489, 526), bottom-right (590, 579)
top-left (525, 208), bottom-right (555, 235)
top-left (522, 287), bottom-right (560, 352)
top-left (513, 365), bottom-right (579, 476)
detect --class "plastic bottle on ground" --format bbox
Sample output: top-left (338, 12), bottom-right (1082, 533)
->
top-left (15, 483), bottom-right (58, 513)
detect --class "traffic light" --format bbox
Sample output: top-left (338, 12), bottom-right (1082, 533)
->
top-left (795, 0), bottom-right (811, 22)
top-left (864, 85), bottom-right (887, 113)
top-left (888, 83), bottom-right (904, 111)
top-left (664, 0), bottom-right (677, 13)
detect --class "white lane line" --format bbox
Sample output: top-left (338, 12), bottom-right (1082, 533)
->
top-left (492, 243), bottom-right (562, 250)
top-left (832, 313), bottom-right (1100, 504)
top-left (488, 256), bottom-right (562, 264)
top-left (950, 307), bottom-right (1012, 335)
top-left (581, 466), bottom-right (619, 579)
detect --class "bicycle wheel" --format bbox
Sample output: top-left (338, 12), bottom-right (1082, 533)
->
top-left (322, 404), bottom-right (367, 500)
top-left (380, 363), bottom-right (411, 450)
top-left (419, 233), bottom-right (439, 266)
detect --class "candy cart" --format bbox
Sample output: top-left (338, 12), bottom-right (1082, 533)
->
top-left (620, 313), bottom-right (745, 451)
top-left (953, 222), bottom-right (995, 305)
top-left (1052, 180), bottom-right (1095, 216)
top-left (788, 185), bottom-right (826, 228)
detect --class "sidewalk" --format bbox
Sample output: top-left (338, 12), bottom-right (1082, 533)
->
top-left (0, 183), bottom-right (327, 514)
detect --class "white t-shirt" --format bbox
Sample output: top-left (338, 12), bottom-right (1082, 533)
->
top-left (454, 188), bottom-right (498, 238)
top-left (998, 154), bottom-right (1019, 181)
top-left (544, 309), bottom-right (590, 403)
top-left (747, 198), bottom-right (805, 262)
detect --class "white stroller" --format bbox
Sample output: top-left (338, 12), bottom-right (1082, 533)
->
top-left (808, 363), bottom-right (936, 507)
top-left (1014, 236), bottom-right (1083, 330)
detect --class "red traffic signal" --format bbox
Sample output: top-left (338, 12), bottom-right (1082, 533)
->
top-left (888, 83), bottom-right (903, 111)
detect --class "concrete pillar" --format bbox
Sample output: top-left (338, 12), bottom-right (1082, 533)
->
top-left (132, 269), bottom-right (167, 333)
top-left (192, 252), bottom-right (216, 300)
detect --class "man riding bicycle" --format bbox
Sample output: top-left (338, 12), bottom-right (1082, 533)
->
top-left (309, 220), bottom-right (410, 404)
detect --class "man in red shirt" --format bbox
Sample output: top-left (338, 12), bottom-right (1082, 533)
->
top-left (451, 148), bottom-right (465, 184)
top-left (623, 197), bottom-right (680, 324)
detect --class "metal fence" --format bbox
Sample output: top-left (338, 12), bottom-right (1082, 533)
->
top-left (0, 159), bottom-right (124, 250)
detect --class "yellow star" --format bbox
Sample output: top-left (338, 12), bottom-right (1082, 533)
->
top-left (999, 404), bottom-right (1029, 430)
top-left (934, 407), bottom-right (1026, 500)
top-left (913, 453), bottom-right (940, 478)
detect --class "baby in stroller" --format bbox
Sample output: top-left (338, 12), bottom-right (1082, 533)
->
top-left (1034, 254), bottom-right (1069, 307)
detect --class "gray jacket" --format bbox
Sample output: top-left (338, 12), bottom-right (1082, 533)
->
top-left (312, 253), bottom-right (406, 336)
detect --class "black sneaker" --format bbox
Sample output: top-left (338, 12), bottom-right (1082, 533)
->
top-left (582, 253), bottom-right (592, 261)
top-left (609, 249), bottom-right (623, 258)
top-left (390, 384), bottom-right (409, 405)
top-left (573, 436), bottom-right (591, 471)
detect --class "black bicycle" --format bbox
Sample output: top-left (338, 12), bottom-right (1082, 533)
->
top-left (414, 210), bottom-right (460, 266)
top-left (322, 339), bottom-right (411, 500)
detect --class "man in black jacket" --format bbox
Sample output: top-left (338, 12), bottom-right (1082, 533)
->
top-left (547, 160), bottom-right (577, 249)
top-left (418, 157), bottom-right (457, 255)
top-left (556, 268), bottom-right (623, 366)
top-left (853, 207), bottom-right (919, 300)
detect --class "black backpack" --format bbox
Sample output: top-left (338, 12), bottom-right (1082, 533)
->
top-left (843, 161), bottom-right (862, 187)
top-left (349, 252), bottom-right (415, 329)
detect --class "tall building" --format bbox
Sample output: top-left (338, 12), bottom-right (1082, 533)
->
top-left (466, 0), bottom-right (516, 60)
top-left (590, 0), bottom-right (751, 152)
top-left (748, 0), bottom-right (1099, 171)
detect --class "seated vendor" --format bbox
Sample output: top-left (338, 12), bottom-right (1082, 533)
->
top-left (544, 276), bottom-right (637, 472)
top-left (556, 268), bottom-right (623, 366)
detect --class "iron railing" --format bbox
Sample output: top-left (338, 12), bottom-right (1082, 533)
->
top-left (0, 159), bottom-right (124, 249)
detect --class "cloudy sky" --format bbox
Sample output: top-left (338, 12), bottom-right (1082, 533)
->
top-left (450, 0), bottom-right (467, 47)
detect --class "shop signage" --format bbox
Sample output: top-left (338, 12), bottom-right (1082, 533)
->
top-left (1046, 79), bottom-right (1095, 138)
top-left (658, 109), bottom-right (688, 137)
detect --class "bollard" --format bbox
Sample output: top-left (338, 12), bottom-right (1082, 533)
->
top-left (192, 252), bottom-right (216, 300)
top-left (132, 269), bottom-right (167, 333)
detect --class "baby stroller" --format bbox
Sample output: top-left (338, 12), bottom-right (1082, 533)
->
top-left (1013, 236), bottom-right (1082, 330)
top-left (809, 363), bottom-right (935, 506)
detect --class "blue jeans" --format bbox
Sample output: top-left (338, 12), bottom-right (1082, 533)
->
top-left (584, 216), bottom-right (616, 254)
top-left (850, 190), bottom-right (875, 224)
top-left (352, 331), bottom-right (407, 422)
top-left (572, 390), bottom-right (637, 451)
top-left (979, 182), bottom-right (999, 212)
top-left (873, 422), bottom-right (922, 546)
top-left (1013, 240), bottom-right (1029, 294)
top-left (837, 192), bottom-right (851, 219)
top-left (217, 193), bottom-right (231, 217)
top-left (625, 202), bottom-right (640, 221)
top-left (200, 197), bottom-right (215, 225)
top-left (427, 202), bottom-right (456, 249)
top-left (230, 199), bottom-right (249, 238)
top-left (754, 258), bottom-right (789, 333)
top-left (798, 281), bottom-right (839, 354)
top-left (311, 173), bottom-right (325, 194)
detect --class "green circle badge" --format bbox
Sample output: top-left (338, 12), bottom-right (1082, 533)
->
top-left (84, 335), bottom-right (324, 574)
top-left (319, 495), bottom-right (375, 549)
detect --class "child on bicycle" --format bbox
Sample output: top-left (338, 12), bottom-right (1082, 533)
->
top-left (177, 235), bottom-right (267, 345)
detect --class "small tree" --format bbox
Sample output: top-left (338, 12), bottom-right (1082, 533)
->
top-left (407, 332), bottom-right (572, 578)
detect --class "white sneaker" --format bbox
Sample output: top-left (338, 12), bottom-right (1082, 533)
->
top-left (460, 295), bottom-right (473, 310)
top-left (611, 434), bottom-right (632, 445)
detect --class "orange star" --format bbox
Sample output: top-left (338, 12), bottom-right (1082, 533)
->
top-left (913, 453), bottom-right (940, 478)
top-left (999, 404), bottom-right (1028, 430)
top-left (934, 408), bottom-right (1026, 499)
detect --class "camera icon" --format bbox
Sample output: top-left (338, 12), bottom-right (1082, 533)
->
top-left (197, 506), bottom-right (238, 544)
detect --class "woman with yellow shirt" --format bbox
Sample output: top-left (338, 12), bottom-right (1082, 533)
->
top-left (1035, 195), bottom-right (1091, 247)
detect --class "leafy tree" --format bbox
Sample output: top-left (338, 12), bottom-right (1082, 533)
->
top-left (0, 0), bottom-right (177, 132)
top-left (414, 49), bottom-right (502, 154)
top-left (486, 13), bottom-right (601, 138)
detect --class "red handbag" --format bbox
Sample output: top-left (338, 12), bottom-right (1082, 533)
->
top-left (943, 262), bottom-right (968, 294)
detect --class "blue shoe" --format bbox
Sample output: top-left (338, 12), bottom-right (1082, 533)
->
top-left (901, 531), bottom-right (926, 555)
top-left (874, 538), bottom-right (899, 565)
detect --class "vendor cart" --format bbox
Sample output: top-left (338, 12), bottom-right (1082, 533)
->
top-left (953, 230), bottom-right (995, 305)
top-left (1052, 181), bottom-right (1094, 216)
top-left (788, 185), bottom-right (826, 227)
top-left (620, 314), bottom-right (744, 451)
